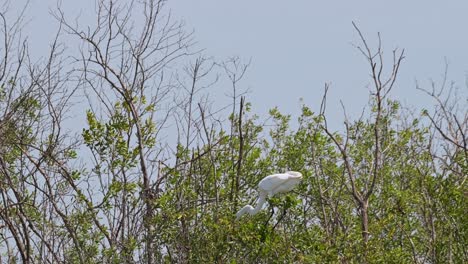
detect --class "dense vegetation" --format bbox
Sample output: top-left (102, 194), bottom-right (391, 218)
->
top-left (0, 1), bottom-right (466, 263)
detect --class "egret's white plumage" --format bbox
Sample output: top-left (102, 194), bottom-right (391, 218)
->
top-left (236, 171), bottom-right (303, 220)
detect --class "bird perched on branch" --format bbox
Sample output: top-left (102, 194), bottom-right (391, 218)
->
top-left (236, 171), bottom-right (303, 220)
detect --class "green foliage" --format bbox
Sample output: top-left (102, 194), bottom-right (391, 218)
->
top-left (2, 88), bottom-right (466, 262)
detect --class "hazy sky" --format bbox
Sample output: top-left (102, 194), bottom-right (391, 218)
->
top-left (24, 0), bottom-right (468, 125)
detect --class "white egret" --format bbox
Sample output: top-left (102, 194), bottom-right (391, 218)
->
top-left (236, 171), bottom-right (303, 220)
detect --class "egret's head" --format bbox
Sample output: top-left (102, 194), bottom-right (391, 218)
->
top-left (236, 205), bottom-right (254, 220)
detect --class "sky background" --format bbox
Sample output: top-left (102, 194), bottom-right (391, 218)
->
top-left (21, 0), bottom-right (468, 128)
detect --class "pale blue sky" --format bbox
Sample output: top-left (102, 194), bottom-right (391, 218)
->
top-left (24, 0), bottom-right (468, 125)
top-left (165, 0), bottom-right (468, 118)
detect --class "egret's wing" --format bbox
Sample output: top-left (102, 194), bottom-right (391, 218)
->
top-left (258, 173), bottom-right (289, 192)
top-left (285, 171), bottom-right (303, 178)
